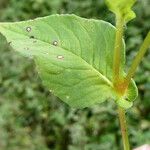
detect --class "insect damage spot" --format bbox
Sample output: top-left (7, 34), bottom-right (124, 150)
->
top-left (52, 40), bottom-right (58, 46)
top-left (57, 55), bottom-right (64, 60)
top-left (26, 27), bottom-right (31, 32)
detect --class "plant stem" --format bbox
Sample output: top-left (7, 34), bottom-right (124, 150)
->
top-left (113, 16), bottom-right (131, 150)
top-left (113, 16), bottom-right (124, 84)
top-left (124, 32), bottom-right (150, 88)
top-left (118, 107), bottom-right (130, 150)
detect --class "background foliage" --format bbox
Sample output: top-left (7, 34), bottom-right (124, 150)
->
top-left (0, 0), bottom-right (149, 150)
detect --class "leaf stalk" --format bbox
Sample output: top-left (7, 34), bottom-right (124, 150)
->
top-left (113, 16), bottom-right (124, 84)
top-left (124, 32), bottom-right (150, 88)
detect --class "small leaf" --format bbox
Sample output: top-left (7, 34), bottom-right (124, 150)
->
top-left (105, 0), bottom-right (136, 23)
top-left (0, 15), bottom-right (138, 108)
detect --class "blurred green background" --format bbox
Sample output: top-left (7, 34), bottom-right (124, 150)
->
top-left (0, 0), bottom-right (150, 150)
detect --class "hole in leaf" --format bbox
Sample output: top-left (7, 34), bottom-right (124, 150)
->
top-left (57, 55), bottom-right (64, 60)
top-left (26, 27), bottom-right (31, 32)
top-left (52, 40), bottom-right (58, 46)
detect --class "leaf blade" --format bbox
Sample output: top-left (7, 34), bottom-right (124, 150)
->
top-left (0, 14), bottom-right (138, 108)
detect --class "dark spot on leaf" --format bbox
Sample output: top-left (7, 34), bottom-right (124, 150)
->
top-left (52, 40), bottom-right (58, 46)
top-left (8, 41), bottom-right (12, 45)
top-left (30, 35), bottom-right (34, 39)
top-left (26, 27), bottom-right (31, 32)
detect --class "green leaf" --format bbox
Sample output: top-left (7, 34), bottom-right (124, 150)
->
top-left (105, 0), bottom-right (136, 23)
top-left (0, 14), bottom-right (138, 108)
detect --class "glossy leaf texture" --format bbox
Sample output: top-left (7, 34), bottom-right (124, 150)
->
top-left (105, 0), bottom-right (136, 23)
top-left (0, 15), bottom-right (138, 108)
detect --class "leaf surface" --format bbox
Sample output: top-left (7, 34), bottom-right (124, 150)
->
top-left (0, 15), bottom-right (138, 108)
